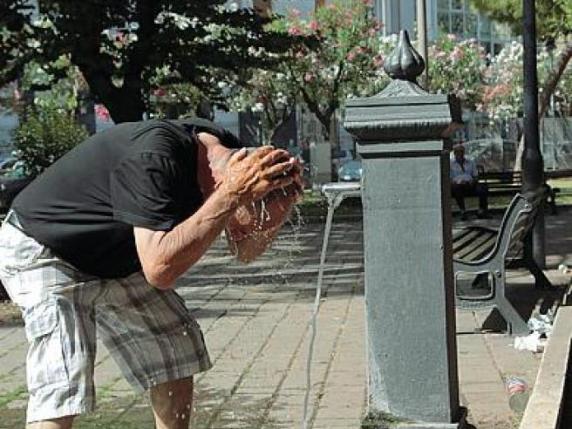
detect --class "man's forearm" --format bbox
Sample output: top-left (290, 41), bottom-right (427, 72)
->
top-left (135, 187), bottom-right (240, 288)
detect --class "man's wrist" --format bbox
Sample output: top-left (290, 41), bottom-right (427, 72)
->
top-left (212, 184), bottom-right (242, 214)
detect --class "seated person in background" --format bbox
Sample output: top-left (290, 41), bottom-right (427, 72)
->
top-left (450, 144), bottom-right (489, 220)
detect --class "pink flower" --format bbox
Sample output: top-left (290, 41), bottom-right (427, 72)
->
top-left (288, 26), bottom-right (302, 36)
top-left (153, 87), bottom-right (167, 97)
top-left (95, 104), bottom-right (111, 122)
top-left (347, 51), bottom-right (356, 61)
top-left (304, 72), bottom-right (314, 82)
top-left (308, 20), bottom-right (319, 32)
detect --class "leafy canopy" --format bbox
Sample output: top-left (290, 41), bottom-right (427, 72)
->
top-left (0, 0), bottom-right (303, 122)
top-left (471, 0), bottom-right (572, 40)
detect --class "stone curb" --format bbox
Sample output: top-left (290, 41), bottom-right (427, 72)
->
top-left (520, 305), bottom-right (572, 429)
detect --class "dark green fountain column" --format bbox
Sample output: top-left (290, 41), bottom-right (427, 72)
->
top-left (344, 31), bottom-right (464, 428)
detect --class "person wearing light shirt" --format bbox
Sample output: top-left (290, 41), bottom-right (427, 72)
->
top-left (450, 144), bottom-right (489, 220)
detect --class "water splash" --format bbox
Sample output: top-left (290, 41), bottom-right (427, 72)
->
top-left (301, 202), bottom-right (335, 429)
top-left (259, 198), bottom-right (271, 224)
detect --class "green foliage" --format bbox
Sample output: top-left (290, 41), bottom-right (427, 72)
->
top-left (477, 41), bottom-right (572, 120)
top-left (148, 81), bottom-right (204, 119)
top-left (13, 107), bottom-right (88, 176)
top-left (0, 0), bottom-right (302, 123)
top-left (227, 68), bottom-right (298, 145)
top-left (427, 35), bottom-right (486, 109)
top-left (471, 0), bottom-right (572, 40)
top-left (20, 55), bottom-right (87, 113)
top-left (268, 0), bottom-right (385, 139)
top-left (361, 410), bottom-right (408, 428)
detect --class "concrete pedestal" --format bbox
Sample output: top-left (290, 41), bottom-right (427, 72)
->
top-left (343, 30), bottom-right (465, 428)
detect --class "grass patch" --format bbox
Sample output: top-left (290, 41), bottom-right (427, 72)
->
top-left (361, 411), bottom-right (409, 428)
top-left (0, 386), bottom-right (27, 409)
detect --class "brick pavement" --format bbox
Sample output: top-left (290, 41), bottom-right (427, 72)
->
top-left (0, 210), bottom-right (571, 429)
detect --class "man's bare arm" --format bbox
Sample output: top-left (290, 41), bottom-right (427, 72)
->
top-left (135, 186), bottom-right (240, 289)
top-left (135, 147), bottom-right (296, 289)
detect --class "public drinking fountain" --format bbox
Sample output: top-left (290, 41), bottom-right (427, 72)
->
top-left (310, 30), bottom-right (466, 428)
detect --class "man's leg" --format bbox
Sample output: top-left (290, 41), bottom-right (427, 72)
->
top-left (150, 377), bottom-right (194, 429)
top-left (475, 183), bottom-right (490, 217)
top-left (96, 274), bottom-right (211, 427)
top-left (451, 184), bottom-right (467, 219)
top-left (0, 220), bottom-right (99, 427)
top-left (27, 416), bottom-right (75, 429)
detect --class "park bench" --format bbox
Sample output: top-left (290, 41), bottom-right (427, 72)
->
top-left (477, 167), bottom-right (558, 214)
top-left (453, 190), bottom-right (552, 334)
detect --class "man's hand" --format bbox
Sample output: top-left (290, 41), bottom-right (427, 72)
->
top-left (218, 146), bottom-right (298, 205)
top-left (225, 158), bottom-right (304, 262)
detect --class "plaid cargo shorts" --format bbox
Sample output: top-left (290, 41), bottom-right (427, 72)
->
top-left (0, 211), bottom-right (212, 423)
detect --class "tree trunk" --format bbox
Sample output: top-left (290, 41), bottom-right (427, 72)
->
top-left (329, 114), bottom-right (339, 150)
top-left (513, 41), bottom-right (572, 171)
top-left (104, 90), bottom-right (146, 123)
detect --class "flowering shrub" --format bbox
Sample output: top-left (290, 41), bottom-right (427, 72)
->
top-left (268, 0), bottom-right (385, 140)
top-left (476, 41), bottom-right (572, 121)
top-left (228, 69), bottom-right (297, 145)
top-left (427, 35), bottom-right (487, 110)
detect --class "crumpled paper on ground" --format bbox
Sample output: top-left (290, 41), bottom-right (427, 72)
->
top-left (513, 310), bottom-right (554, 353)
top-left (514, 332), bottom-right (547, 353)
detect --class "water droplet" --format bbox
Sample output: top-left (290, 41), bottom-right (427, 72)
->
top-left (181, 413), bottom-right (186, 419)
top-left (168, 391), bottom-right (173, 396)
top-left (175, 413), bottom-right (179, 419)
top-left (183, 331), bottom-right (188, 336)
top-left (186, 403), bottom-right (191, 409)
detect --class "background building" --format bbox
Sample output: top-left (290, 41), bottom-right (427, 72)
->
top-left (374, 0), bottom-right (513, 54)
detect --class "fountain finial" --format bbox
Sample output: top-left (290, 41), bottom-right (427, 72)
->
top-left (383, 30), bottom-right (425, 83)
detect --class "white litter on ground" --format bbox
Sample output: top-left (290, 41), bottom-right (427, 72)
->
top-left (513, 310), bottom-right (554, 353)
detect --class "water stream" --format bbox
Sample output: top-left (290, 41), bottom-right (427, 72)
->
top-left (301, 202), bottom-right (335, 429)
top-left (301, 182), bottom-right (361, 429)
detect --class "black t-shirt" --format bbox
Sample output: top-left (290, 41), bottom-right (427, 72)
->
top-left (12, 118), bottom-right (243, 279)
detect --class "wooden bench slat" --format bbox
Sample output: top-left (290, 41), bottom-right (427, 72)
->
top-left (452, 229), bottom-right (483, 253)
top-left (462, 235), bottom-right (496, 261)
top-left (455, 231), bottom-right (496, 261)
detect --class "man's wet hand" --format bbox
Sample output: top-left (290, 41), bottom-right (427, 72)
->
top-left (219, 146), bottom-right (298, 204)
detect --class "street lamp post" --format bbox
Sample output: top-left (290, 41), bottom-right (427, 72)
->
top-left (416, 0), bottom-right (429, 87)
top-left (522, 0), bottom-right (546, 268)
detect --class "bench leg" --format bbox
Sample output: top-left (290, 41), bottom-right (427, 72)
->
top-left (495, 295), bottom-right (530, 335)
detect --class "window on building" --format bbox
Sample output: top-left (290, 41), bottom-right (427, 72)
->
top-left (435, 0), bottom-right (513, 49)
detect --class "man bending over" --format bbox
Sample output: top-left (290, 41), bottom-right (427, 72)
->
top-left (0, 117), bottom-right (302, 429)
